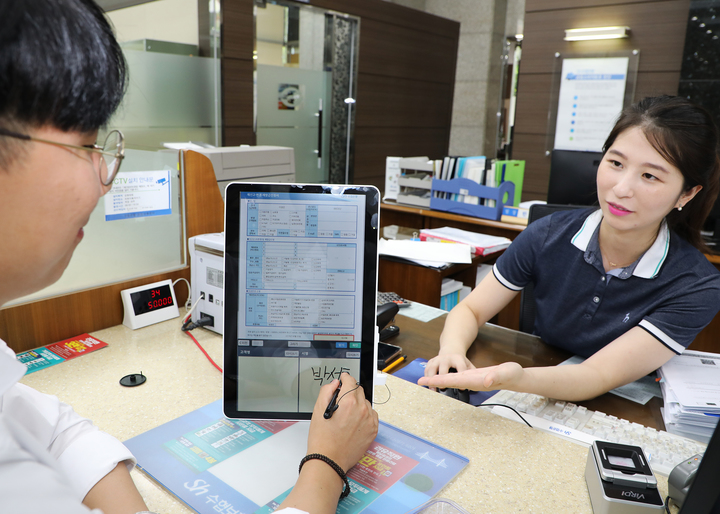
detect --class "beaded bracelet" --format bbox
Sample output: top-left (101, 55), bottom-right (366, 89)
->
top-left (299, 453), bottom-right (351, 499)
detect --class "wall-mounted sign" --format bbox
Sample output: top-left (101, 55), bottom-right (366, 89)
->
top-left (554, 57), bottom-right (629, 152)
top-left (278, 83), bottom-right (302, 110)
top-left (105, 169), bottom-right (172, 221)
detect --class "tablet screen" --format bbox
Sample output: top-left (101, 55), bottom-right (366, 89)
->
top-left (223, 183), bottom-right (379, 419)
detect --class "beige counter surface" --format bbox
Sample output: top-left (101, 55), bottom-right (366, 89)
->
top-left (20, 319), bottom-right (671, 513)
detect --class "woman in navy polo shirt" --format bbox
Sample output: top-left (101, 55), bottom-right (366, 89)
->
top-left (420, 96), bottom-right (720, 401)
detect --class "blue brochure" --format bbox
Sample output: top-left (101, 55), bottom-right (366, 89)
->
top-left (125, 400), bottom-right (468, 514)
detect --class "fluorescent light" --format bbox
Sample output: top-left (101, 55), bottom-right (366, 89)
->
top-left (564, 26), bottom-right (630, 41)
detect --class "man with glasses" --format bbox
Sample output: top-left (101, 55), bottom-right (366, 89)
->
top-left (0, 128), bottom-right (125, 186)
top-left (0, 1), bottom-right (377, 513)
top-left (0, 0), bottom-right (147, 512)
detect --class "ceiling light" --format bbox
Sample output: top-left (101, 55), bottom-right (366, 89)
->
top-left (564, 26), bottom-right (630, 41)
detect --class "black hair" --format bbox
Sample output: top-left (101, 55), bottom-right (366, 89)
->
top-left (0, 0), bottom-right (126, 164)
top-left (602, 95), bottom-right (720, 251)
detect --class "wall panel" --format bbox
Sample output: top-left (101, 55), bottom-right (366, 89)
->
top-left (356, 74), bottom-right (454, 128)
top-left (521, 2), bottom-right (689, 75)
top-left (222, 3), bottom-right (253, 60)
top-left (221, 0), bottom-right (255, 147)
top-left (354, 127), bottom-right (450, 186)
top-left (513, 73), bottom-right (554, 136)
top-left (222, 58), bottom-right (254, 128)
top-left (357, 19), bottom-right (458, 83)
top-left (512, 0), bottom-right (690, 201)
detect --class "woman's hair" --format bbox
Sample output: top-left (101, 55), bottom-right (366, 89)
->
top-left (603, 95), bottom-right (720, 251)
top-left (0, 0), bottom-right (127, 165)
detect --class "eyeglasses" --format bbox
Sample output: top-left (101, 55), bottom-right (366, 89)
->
top-left (0, 127), bottom-right (125, 186)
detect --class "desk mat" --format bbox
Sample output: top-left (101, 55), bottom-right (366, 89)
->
top-left (125, 399), bottom-right (468, 514)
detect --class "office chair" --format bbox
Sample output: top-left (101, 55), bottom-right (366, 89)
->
top-left (518, 204), bottom-right (585, 334)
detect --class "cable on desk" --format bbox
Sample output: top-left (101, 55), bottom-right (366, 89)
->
top-left (179, 291), bottom-right (222, 373)
top-left (172, 277), bottom-right (192, 310)
top-left (182, 292), bottom-right (205, 328)
top-left (665, 495), bottom-right (674, 514)
top-left (183, 329), bottom-right (223, 373)
top-left (479, 403), bottom-right (533, 428)
top-left (374, 384), bottom-right (392, 405)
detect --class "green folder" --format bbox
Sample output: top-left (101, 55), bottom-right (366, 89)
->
top-left (495, 160), bottom-right (525, 207)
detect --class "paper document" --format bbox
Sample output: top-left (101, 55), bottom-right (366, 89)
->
top-left (378, 239), bottom-right (472, 265)
top-left (397, 302), bottom-right (448, 322)
top-left (659, 350), bottom-right (720, 409)
top-left (419, 227), bottom-right (511, 256)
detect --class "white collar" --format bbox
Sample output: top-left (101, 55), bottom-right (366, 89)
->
top-left (571, 209), bottom-right (670, 279)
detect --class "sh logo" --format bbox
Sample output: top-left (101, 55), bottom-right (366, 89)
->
top-left (185, 479), bottom-right (210, 495)
top-left (622, 313), bottom-right (630, 323)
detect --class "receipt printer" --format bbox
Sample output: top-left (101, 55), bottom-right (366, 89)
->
top-left (189, 233), bottom-right (224, 335)
top-left (585, 441), bottom-right (664, 514)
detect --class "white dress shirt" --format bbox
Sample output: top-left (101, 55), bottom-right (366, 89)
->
top-left (0, 338), bottom-right (135, 512)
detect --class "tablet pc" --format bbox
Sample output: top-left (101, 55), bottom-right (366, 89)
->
top-left (223, 183), bottom-right (380, 420)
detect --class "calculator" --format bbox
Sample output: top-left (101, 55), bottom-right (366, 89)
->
top-left (377, 291), bottom-right (411, 307)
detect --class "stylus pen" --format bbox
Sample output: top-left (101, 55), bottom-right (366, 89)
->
top-left (324, 380), bottom-right (343, 419)
top-left (382, 355), bottom-right (407, 374)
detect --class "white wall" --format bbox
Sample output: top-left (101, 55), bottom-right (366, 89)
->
top-left (106, 0), bottom-right (199, 45)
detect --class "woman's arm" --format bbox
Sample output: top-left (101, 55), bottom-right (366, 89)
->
top-left (419, 326), bottom-right (676, 401)
top-left (277, 373), bottom-right (379, 514)
top-left (423, 272), bottom-right (519, 379)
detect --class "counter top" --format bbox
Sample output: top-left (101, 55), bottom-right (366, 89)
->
top-left (20, 319), bottom-right (672, 513)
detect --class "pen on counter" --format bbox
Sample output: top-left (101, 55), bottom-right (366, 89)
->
top-left (382, 355), bottom-right (407, 374)
top-left (323, 380), bottom-right (343, 419)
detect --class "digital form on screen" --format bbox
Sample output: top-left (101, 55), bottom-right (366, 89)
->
top-left (235, 192), bottom-right (366, 414)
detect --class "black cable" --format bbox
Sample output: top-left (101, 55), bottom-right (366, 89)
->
top-left (337, 383), bottom-right (361, 404)
top-left (182, 316), bottom-right (213, 332)
top-left (665, 495), bottom-right (675, 514)
top-left (480, 403), bottom-right (534, 428)
top-left (374, 384), bottom-right (392, 405)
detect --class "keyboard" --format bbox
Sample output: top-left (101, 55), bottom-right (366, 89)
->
top-left (377, 291), bottom-right (411, 307)
top-left (484, 390), bottom-right (707, 476)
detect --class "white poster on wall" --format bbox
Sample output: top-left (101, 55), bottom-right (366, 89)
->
top-left (104, 170), bottom-right (172, 221)
top-left (554, 57), bottom-right (629, 152)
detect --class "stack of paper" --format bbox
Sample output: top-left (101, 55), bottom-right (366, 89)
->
top-left (657, 350), bottom-right (720, 443)
top-left (419, 227), bottom-right (512, 256)
top-left (378, 239), bottom-right (472, 269)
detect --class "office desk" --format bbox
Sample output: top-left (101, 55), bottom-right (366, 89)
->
top-left (391, 312), bottom-right (666, 431)
top-left (378, 201), bottom-right (523, 326)
top-left (20, 318), bottom-right (671, 514)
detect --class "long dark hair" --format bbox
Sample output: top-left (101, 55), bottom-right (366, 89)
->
top-left (603, 95), bottom-right (720, 251)
top-left (0, 0), bottom-right (127, 165)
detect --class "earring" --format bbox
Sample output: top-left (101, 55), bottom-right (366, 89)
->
top-left (678, 205), bottom-right (683, 211)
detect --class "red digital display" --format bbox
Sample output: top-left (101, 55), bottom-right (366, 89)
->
top-left (130, 284), bottom-right (175, 316)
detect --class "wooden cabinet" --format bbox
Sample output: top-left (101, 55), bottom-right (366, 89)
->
top-left (378, 202), bottom-right (524, 329)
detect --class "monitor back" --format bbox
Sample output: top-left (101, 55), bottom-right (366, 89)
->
top-left (547, 150), bottom-right (602, 206)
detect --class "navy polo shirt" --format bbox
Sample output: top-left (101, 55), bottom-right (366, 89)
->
top-left (493, 209), bottom-right (720, 358)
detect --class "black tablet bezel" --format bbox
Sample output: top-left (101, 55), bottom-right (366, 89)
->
top-left (222, 183), bottom-right (379, 420)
